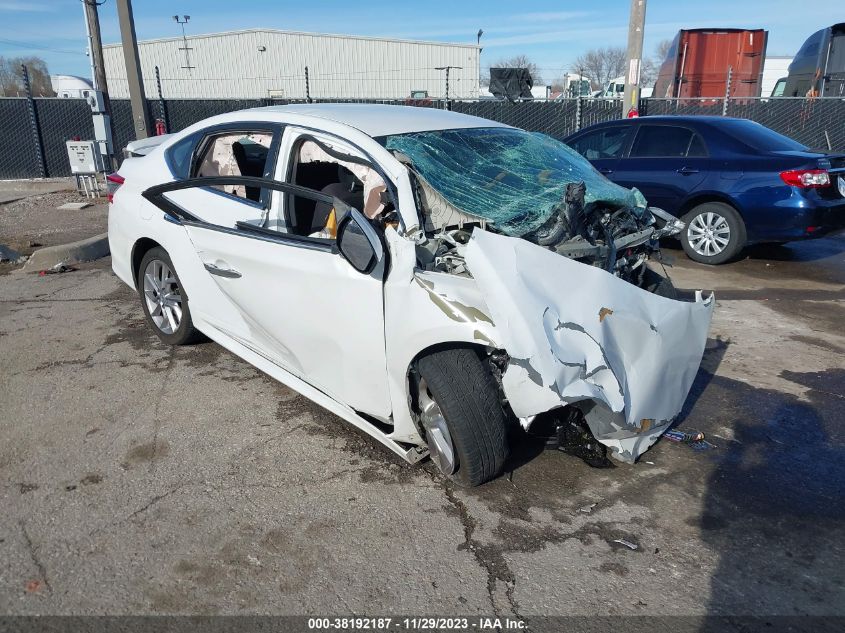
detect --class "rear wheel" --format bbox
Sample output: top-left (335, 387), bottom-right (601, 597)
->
top-left (681, 202), bottom-right (746, 265)
top-left (417, 348), bottom-right (509, 487)
top-left (138, 247), bottom-right (203, 345)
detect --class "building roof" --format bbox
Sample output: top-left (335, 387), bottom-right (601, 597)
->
top-left (103, 28), bottom-right (480, 50)
top-left (247, 103), bottom-right (508, 137)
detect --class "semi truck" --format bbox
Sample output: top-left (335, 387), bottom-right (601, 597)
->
top-left (782, 23), bottom-right (845, 98)
top-left (652, 28), bottom-right (768, 99)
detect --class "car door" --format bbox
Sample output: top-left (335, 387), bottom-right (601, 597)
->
top-left (163, 124), bottom-right (280, 228)
top-left (566, 125), bottom-right (633, 179)
top-left (612, 124), bottom-right (709, 212)
top-left (143, 139), bottom-right (392, 420)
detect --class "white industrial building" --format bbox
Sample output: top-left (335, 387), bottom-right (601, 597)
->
top-left (102, 29), bottom-right (480, 100)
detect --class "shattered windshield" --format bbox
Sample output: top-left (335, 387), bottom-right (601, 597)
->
top-left (382, 127), bottom-right (644, 236)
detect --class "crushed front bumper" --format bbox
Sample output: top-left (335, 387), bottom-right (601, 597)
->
top-left (465, 229), bottom-right (715, 463)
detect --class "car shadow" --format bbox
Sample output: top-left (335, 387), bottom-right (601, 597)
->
top-left (695, 368), bottom-right (845, 629)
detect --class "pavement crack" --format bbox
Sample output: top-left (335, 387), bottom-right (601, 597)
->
top-left (127, 483), bottom-right (187, 521)
top-left (19, 520), bottom-right (51, 592)
top-left (427, 468), bottom-right (522, 623)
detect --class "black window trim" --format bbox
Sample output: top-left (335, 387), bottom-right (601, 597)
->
top-left (625, 123), bottom-right (709, 159)
top-left (142, 175), bottom-right (353, 255)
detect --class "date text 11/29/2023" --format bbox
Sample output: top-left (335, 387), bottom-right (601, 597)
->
top-left (307, 617), bottom-right (526, 630)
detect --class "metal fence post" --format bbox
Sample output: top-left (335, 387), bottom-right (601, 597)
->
top-left (722, 66), bottom-right (732, 116)
top-left (305, 66), bottom-right (312, 103)
top-left (21, 65), bottom-right (47, 178)
top-left (576, 94), bottom-right (582, 130)
top-left (154, 65), bottom-right (169, 133)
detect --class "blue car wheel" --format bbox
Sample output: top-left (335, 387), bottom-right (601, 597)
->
top-left (681, 202), bottom-right (747, 265)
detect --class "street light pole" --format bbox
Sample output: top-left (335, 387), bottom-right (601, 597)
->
top-left (623, 0), bottom-right (647, 116)
top-left (476, 29), bottom-right (484, 97)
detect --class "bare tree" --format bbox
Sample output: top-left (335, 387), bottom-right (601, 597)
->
top-left (483, 54), bottom-right (543, 86)
top-left (571, 47), bottom-right (626, 89)
top-left (0, 56), bottom-right (54, 96)
top-left (655, 39), bottom-right (673, 62)
top-left (640, 39), bottom-right (674, 87)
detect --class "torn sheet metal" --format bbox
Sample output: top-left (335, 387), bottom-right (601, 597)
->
top-left (464, 229), bottom-right (714, 463)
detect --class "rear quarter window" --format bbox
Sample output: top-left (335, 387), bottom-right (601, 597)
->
top-left (165, 133), bottom-right (199, 179)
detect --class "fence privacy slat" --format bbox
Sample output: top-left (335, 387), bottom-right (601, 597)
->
top-left (0, 97), bottom-right (843, 179)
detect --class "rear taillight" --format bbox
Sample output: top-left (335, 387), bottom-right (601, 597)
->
top-left (106, 172), bottom-right (125, 203)
top-left (779, 169), bottom-right (831, 188)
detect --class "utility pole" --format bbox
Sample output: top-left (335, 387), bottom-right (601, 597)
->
top-left (623, 0), bottom-right (647, 116)
top-left (116, 0), bottom-right (151, 139)
top-left (83, 0), bottom-right (109, 97)
top-left (83, 0), bottom-right (115, 168)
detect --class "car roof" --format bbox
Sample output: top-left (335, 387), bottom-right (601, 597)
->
top-left (567, 115), bottom-right (756, 139)
top-left (243, 103), bottom-right (511, 137)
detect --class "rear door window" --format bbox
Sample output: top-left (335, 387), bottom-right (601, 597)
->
top-left (193, 131), bottom-right (274, 203)
top-left (569, 126), bottom-right (631, 160)
top-left (630, 125), bottom-right (702, 157)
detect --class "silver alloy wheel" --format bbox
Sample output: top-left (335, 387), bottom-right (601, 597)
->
top-left (687, 211), bottom-right (731, 257)
top-left (142, 259), bottom-right (183, 335)
top-left (418, 379), bottom-right (457, 476)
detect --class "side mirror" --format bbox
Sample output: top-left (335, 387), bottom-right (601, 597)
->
top-left (336, 208), bottom-right (384, 274)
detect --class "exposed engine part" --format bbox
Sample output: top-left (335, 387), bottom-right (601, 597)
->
top-left (531, 407), bottom-right (613, 468)
top-left (408, 168), bottom-right (685, 294)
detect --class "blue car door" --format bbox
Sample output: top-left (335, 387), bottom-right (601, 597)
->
top-left (611, 124), bottom-right (709, 213)
top-left (566, 124), bottom-right (633, 180)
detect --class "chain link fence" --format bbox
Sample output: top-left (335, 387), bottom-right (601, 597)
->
top-left (1, 96), bottom-right (844, 179)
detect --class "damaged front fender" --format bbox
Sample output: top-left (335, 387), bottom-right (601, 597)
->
top-left (464, 229), bottom-right (714, 463)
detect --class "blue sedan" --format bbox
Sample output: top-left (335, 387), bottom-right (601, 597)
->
top-left (564, 116), bottom-right (845, 264)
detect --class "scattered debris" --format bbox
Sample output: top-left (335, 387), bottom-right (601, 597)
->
top-left (246, 555), bottom-right (262, 567)
top-left (57, 202), bottom-right (91, 211)
top-left (662, 429), bottom-right (715, 451)
top-left (0, 244), bottom-right (26, 264)
top-left (664, 429), bottom-right (705, 443)
top-left (579, 502), bottom-right (598, 514)
top-left (612, 538), bottom-right (639, 551)
top-left (39, 262), bottom-right (77, 276)
top-left (25, 580), bottom-right (42, 593)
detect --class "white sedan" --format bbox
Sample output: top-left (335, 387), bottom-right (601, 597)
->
top-left (108, 104), bottom-right (714, 486)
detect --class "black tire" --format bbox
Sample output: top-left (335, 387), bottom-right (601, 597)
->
top-left (680, 202), bottom-right (746, 265)
top-left (417, 348), bottom-right (509, 487)
top-left (137, 247), bottom-right (203, 345)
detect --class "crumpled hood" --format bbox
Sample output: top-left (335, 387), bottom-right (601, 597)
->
top-left (464, 229), bottom-right (715, 462)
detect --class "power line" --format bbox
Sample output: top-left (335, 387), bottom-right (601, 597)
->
top-left (0, 37), bottom-right (86, 56)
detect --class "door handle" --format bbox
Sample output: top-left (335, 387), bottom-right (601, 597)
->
top-left (204, 262), bottom-right (241, 278)
top-left (599, 168), bottom-right (614, 174)
top-left (676, 167), bottom-right (700, 175)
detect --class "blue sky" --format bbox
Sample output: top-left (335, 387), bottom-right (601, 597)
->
top-left (0, 0), bottom-right (840, 82)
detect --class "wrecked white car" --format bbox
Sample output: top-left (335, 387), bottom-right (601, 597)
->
top-left (108, 104), bottom-right (713, 486)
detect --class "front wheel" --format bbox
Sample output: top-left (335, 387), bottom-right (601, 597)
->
top-left (681, 202), bottom-right (746, 265)
top-left (138, 247), bottom-right (203, 345)
top-left (417, 348), bottom-right (510, 487)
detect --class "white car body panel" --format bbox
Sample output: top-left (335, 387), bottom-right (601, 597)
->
top-left (108, 104), bottom-right (713, 468)
top-left (465, 229), bottom-right (714, 462)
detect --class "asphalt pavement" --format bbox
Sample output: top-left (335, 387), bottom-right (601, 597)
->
top-left (1, 191), bottom-right (843, 624)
